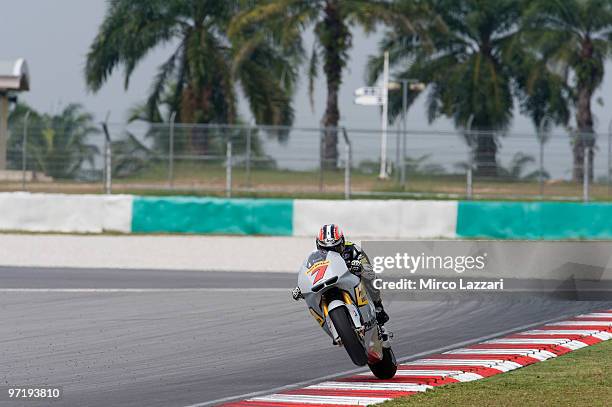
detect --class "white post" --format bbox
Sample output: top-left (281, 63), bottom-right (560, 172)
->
top-left (466, 167), bottom-right (472, 199)
top-left (246, 127), bottom-right (252, 188)
top-left (343, 128), bottom-right (351, 200)
top-left (400, 79), bottom-right (408, 187)
top-left (466, 114), bottom-right (474, 199)
top-left (168, 111), bottom-right (176, 188)
top-left (22, 110), bottom-right (30, 190)
top-left (608, 120), bottom-right (612, 197)
top-left (104, 139), bottom-right (111, 194)
top-left (101, 115), bottom-right (112, 194)
top-left (395, 125), bottom-right (400, 181)
top-left (379, 51), bottom-right (389, 179)
top-left (539, 136), bottom-right (544, 197)
top-left (583, 146), bottom-right (589, 202)
top-left (0, 94), bottom-right (8, 170)
top-left (226, 140), bottom-right (232, 198)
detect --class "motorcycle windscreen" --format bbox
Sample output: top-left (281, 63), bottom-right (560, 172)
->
top-left (305, 250), bottom-right (328, 269)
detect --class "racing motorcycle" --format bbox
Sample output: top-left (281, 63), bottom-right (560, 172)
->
top-left (294, 249), bottom-right (397, 379)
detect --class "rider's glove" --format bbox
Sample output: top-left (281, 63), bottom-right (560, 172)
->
top-left (292, 286), bottom-right (303, 301)
top-left (349, 260), bottom-right (363, 275)
top-left (374, 300), bottom-right (390, 325)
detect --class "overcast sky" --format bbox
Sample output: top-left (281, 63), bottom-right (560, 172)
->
top-left (2, 0), bottom-right (612, 137)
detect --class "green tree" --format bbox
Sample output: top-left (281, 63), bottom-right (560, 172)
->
top-left (370, 0), bottom-right (524, 176)
top-left (511, 31), bottom-right (571, 182)
top-left (85, 0), bottom-right (297, 154)
top-left (231, 0), bottom-right (399, 168)
top-left (8, 103), bottom-right (99, 179)
top-left (513, 53), bottom-right (571, 135)
top-left (523, 0), bottom-right (612, 181)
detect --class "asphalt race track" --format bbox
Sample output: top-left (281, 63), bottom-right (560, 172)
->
top-left (1, 266), bottom-right (610, 407)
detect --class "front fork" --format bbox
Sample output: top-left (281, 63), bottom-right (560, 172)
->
top-left (322, 290), bottom-right (364, 343)
top-left (324, 289), bottom-right (389, 363)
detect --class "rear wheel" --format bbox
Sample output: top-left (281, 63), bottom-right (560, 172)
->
top-left (329, 307), bottom-right (367, 366)
top-left (368, 347), bottom-right (397, 379)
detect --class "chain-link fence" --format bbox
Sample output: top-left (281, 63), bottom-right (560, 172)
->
top-left (2, 121), bottom-right (610, 200)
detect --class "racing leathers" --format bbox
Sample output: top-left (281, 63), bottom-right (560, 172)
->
top-left (341, 241), bottom-right (389, 326)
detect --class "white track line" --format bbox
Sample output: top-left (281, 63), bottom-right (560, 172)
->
top-left (547, 320), bottom-right (612, 326)
top-left (249, 394), bottom-right (389, 405)
top-left (447, 348), bottom-right (552, 354)
top-left (560, 340), bottom-right (592, 350)
top-left (307, 381), bottom-right (431, 392)
top-left (0, 288), bottom-right (288, 293)
top-left (486, 338), bottom-right (570, 344)
top-left (592, 332), bottom-right (612, 340)
top-left (451, 372), bottom-right (485, 382)
top-left (444, 349), bottom-right (557, 360)
top-left (522, 329), bottom-right (603, 335)
top-left (355, 370), bottom-right (484, 382)
top-left (406, 359), bottom-right (523, 370)
top-left (356, 369), bottom-right (463, 377)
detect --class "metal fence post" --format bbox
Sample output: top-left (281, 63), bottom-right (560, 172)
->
top-left (101, 120), bottom-right (112, 194)
top-left (400, 128), bottom-right (406, 188)
top-left (466, 166), bottom-right (473, 200)
top-left (583, 146), bottom-right (589, 202)
top-left (21, 110), bottom-right (30, 190)
top-left (246, 127), bottom-right (252, 188)
top-left (465, 140), bottom-right (474, 199)
top-left (342, 128), bottom-right (351, 200)
top-left (466, 115), bottom-right (474, 199)
top-left (168, 111), bottom-right (176, 188)
top-left (395, 125), bottom-right (400, 182)
top-left (539, 135), bottom-right (544, 198)
top-left (319, 127), bottom-right (324, 192)
top-left (226, 139), bottom-right (232, 198)
top-left (608, 120), bottom-right (612, 198)
top-left (400, 79), bottom-right (408, 188)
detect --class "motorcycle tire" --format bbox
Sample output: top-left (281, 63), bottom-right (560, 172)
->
top-left (329, 307), bottom-right (368, 366)
top-left (368, 347), bottom-right (397, 379)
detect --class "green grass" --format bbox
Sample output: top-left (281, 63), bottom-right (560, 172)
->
top-left (382, 340), bottom-right (611, 407)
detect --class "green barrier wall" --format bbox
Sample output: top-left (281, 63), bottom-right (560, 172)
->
top-left (132, 197), bottom-right (293, 235)
top-left (457, 201), bottom-right (612, 239)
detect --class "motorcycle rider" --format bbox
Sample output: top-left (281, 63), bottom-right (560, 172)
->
top-left (292, 223), bottom-right (389, 326)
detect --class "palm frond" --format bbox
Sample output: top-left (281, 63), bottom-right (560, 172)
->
top-left (307, 42), bottom-right (319, 111)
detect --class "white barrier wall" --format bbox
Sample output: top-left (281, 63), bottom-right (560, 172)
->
top-left (0, 193), bottom-right (132, 233)
top-left (397, 200), bottom-right (458, 238)
top-left (0, 194), bottom-right (457, 237)
top-left (102, 195), bottom-right (133, 232)
top-left (292, 199), bottom-right (457, 238)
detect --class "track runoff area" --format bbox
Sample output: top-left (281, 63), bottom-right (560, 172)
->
top-left (219, 310), bottom-right (612, 407)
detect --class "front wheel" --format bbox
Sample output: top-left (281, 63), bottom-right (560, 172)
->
top-left (368, 347), bottom-right (397, 379)
top-left (329, 307), bottom-right (368, 366)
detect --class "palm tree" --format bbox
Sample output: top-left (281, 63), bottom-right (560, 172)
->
top-left (8, 103), bottom-right (99, 179)
top-left (514, 56), bottom-right (571, 135)
top-left (369, 0), bottom-right (524, 176)
top-left (523, 0), bottom-right (612, 181)
top-left (231, 0), bottom-right (400, 168)
top-left (512, 36), bottom-right (571, 183)
top-left (85, 0), bottom-right (297, 154)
